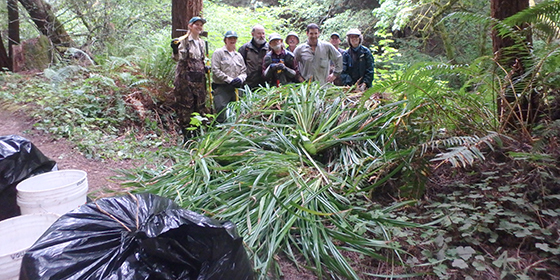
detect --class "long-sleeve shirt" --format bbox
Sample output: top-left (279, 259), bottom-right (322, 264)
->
top-left (293, 40), bottom-right (342, 85)
top-left (238, 40), bottom-right (269, 89)
top-left (211, 46), bottom-right (247, 85)
top-left (173, 34), bottom-right (205, 61)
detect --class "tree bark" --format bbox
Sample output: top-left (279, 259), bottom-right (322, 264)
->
top-left (172, 0), bottom-right (203, 38)
top-left (0, 33), bottom-right (9, 71)
top-left (491, 0), bottom-right (530, 65)
top-left (18, 0), bottom-right (74, 48)
top-left (7, 0), bottom-right (19, 71)
top-left (491, 0), bottom-right (534, 130)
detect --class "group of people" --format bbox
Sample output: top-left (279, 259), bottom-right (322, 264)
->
top-left (171, 17), bottom-right (375, 136)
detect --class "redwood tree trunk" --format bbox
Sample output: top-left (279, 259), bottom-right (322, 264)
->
top-left (172, 0), bottom-right (203, 38)
top-left (0, 33), bottom-right (9, 71)
top-left (18, 0), bottom-right (74, 48)
top-left (491, 0), bottom-right (534, 130)
top-left (491, 0), bottom-right (530, 64)
top-left (7, 0), bottom-right (20, 71)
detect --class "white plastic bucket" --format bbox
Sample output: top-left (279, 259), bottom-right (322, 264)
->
top-left (0, 213), bottom-right (59, 280)
top-left (16, 170), bottom-right (88, 215)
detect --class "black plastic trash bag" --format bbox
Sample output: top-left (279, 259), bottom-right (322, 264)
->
top-left (20, 193), bottom-right (254, 280)
top-left (0, 135), bottom-right (57, 220)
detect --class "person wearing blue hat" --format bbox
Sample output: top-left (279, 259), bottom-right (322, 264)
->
top-left (329, 32), bottom-right (345, 54)
top-left (170, 16), bottom-right (209, 139)
top-left (329, 32), bottom-right (346, 86)
top-left (211, 31), bottom-right (247, 123)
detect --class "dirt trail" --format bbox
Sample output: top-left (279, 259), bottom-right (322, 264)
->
top-left (0, 108), bottom-right (131, 197)
top-left (0, 107), bottom-right (319, 279)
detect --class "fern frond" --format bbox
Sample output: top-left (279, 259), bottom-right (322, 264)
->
top-left (130, 79), bottom-right (152, 88)
top-left (424, 132), bottom-right (502, 168)
top-left (505, 0), bottom-right (560, 41)
top-left (440, 12), bottom-right (499, 30)
top-left (44, 65), bottom-right (87, 88)
top-left (532, 120), bottom-right (560, 153)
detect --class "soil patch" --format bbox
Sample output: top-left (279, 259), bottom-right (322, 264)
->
top-left (0, 107), bottom-right (132, 198)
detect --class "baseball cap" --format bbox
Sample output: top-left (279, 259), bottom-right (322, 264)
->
top-left (189, 17), bottom-right (206, 24)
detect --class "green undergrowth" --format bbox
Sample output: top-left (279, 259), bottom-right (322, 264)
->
top-left (117, 82), bottom-right (452, 279)
top-left (397, 146), bottom-right (560, 279)
top-left (0, 64), bottom-right (179, 161)
top-left (3, 59), bottom-right (559, 278)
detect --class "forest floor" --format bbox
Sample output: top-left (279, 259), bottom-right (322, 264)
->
top-left (0, 108), bottom-right (132, 198)
top-left (2, 104), bottom-right (559, 279)
top-left (0, 106), bottom-right (318, 280)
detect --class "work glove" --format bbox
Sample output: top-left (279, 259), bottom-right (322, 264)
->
top-left (205, 66), bottom-right (211, 74)
top-left (229, 77), bottom-right (243, 88)
top-left (170, 39), bottom-right (179, 55)
top-left (277, 63), bottom-right (286, 71)
top-left (269, 63), bottom-right (278, 70)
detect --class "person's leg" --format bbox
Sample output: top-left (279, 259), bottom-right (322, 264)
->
top-left (213, 86), bottom-right (234, 123)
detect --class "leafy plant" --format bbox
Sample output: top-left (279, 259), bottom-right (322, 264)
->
top-left (120, 83), bottom-right (434, 279)
top-left (0, 63), bottom-right (174, 160)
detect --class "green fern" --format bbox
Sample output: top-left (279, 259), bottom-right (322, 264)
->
top-left (426, 132), bottom-right (503, 168)
top-left (505, 0), bottom-right (560, 43)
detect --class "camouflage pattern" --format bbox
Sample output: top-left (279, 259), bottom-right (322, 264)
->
top-left (173, 56), bottom-right (209, 130)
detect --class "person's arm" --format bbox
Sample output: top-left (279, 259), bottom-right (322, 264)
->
top-left (326, 44), bottom-right (343, 82)
top-left (339, 52), bottom-right (352, 86)
top-left (283, 54), bottom-right (297, 78)
top-left (238, 44), bottom-right (247, 61)
top-left (262, 55), bottom-right (275, 79)
top-left (237, 53), bottom-right (248, 82)
top-left (331, 45), bottom-right (343, 75)
top-left (172, 38), bottom-right (187, 61)
top-left (362, 48), bottom-right (374, 88)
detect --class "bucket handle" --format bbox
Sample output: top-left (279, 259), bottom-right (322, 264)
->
top-left (95, 193), bottom-right (140, 232)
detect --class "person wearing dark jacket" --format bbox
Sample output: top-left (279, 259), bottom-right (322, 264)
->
top-left (262, 33), bottom-right (300, 86)
top-left (238, 24), bottom-right (269, 90)
top-left (340, 28), bottom-right (374, 90)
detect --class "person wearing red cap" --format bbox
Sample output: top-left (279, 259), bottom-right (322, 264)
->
top-left (170, 16), bottom-right (209, 139)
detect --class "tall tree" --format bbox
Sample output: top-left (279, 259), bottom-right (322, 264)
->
top-left (18, 0), bottom-right (74, 48)
top-left (491, 0), bottom-right (530, 64)
top-left (7, 0), bottom-right (20, 71)
top-left (0, 33), bottom-right (9, 70)
top-left (172, 0), bottom-right (203, 39)
top-left (491, 0), bottom-right (533, 130)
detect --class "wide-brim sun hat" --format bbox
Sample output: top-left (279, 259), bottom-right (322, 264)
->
top-left (346, 28), bottom-right (362, 36)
